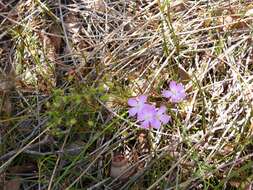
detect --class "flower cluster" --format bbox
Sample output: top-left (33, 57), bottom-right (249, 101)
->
top-left (128, 81), bottom-right (186, 129)
top-left (128, 95), bottom-right (170, 129)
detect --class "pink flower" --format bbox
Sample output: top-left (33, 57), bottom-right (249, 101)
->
top-left (137, 104), bottom-right (157, 129)
top-left (128, 95), bottom-right (148, 117)
top-left (137, 105), bottom-right (170, 129)
top-left (152, 106), bottom-right (171, 129)
top-left (162, 81), bottom-right (186, 103)
top-left (128, 95), bottom-right (172, 130)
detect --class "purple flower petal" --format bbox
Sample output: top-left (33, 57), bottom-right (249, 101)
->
top-left (128, 98), bottom-right (138, 106)
top-left (169, 81), bottom-right (177, 89)
top-left (176, 83), bottom-right (184, 91)
top-left (151, 118), bottom-right (161, 129)
top-left (162, 90), bottom-right (172, 98)
top-left (140, 120), bottom-right (150, 129)
top-left (129, 107), bottom-right (138, 116)
top-left (159, 114), bottom-right (170, 124)
top-left (171, 96), bottom-right (180, 103)
top-left (157, 106), bottom-right (166, 114)
top-left (137, 112), bottom-right (145, 121)
top-left (138, 95), bottom-right (147, 103)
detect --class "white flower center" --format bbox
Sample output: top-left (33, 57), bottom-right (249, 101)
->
top-left (171, 89), bottom-right (177, 95)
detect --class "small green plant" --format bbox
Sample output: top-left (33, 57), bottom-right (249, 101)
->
top-left (47, 85), bottom-right (103, 135)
